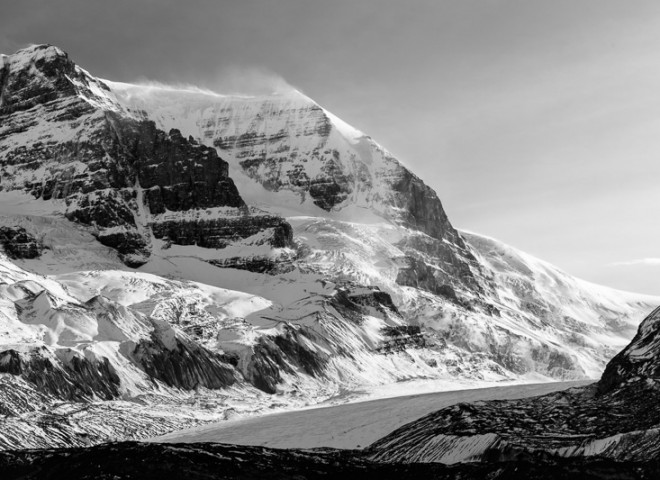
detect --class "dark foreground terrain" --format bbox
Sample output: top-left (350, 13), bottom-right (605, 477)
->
top-left (0, 441), bottom-right (658, 480)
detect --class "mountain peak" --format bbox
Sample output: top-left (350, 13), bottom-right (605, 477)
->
top-left (1, 44), bottom-right (71, 81)
top-left (0, 43), bottom-right (121, 114)
top-left (8, 43), bottom-right (68, 64)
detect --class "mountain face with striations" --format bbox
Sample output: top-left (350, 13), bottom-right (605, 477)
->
top-left (108, 80), bottom-right (480, 295)
top-left (0, 44), bottom-right (657, 449)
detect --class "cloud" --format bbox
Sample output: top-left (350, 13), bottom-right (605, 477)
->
top-left (118, 78), bottom-right (225, 97)
top-left (609, 258), bottom-right (660, 267)
top-left (202, 65), bottom-right (298, 96)
top-left (120, 66), bottom-right (299, 98)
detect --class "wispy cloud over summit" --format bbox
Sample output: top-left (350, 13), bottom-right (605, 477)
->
top-left (203, 65), bottom-right (298, 96)
top-left (610, 258), bottom-right (660, 267)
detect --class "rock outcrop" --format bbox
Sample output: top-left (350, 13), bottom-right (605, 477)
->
top-left (598, 306), bottom-right (660, 394)
top-left (0, 348), bottom-right (120, 401)
top-left (0, 226), bottom-right (42, 259)
top-left (129, 334), bottom-right (237, 391)
top-left (151, 214), bottom-right (292, 249)
top-left (244, 325), bottom-right (330, 394)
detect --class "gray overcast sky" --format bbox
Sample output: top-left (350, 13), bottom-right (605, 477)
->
top-left (2, 0), bottom-right (660, 294)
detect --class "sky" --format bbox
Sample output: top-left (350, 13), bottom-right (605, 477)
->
top-left (1, 0), bottom-right (659, 294)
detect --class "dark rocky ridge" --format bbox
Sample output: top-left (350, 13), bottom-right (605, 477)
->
top-left (387, 164), bottom-right (458, 244)
top-left (129, 333), bottom-right (238, 390)
top-left (0, 45), bottom-right (293, 268)
top-left (0, 348), bottom-right (121, 401)
top-left (208, 255), bottom-right (290, 273)
top-left (151, 214), bottom-right (292, 249)
top-left (367, 381), bottom-right (660, 463)
top-left (245, 325), bottom-right (330, 394)
top-left (598, 305), bottom-right (660, 394)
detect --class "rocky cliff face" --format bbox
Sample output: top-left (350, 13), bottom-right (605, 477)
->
top-left (0, 226), bottom-right (42, 259)
top-left (598, 306), bottom-right (660, 394)
top-left (0, 45), bottom-right (292, 267)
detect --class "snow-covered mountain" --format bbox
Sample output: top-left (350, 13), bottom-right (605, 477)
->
top-left (107, 81), bottom-right (481, 296)
top-left (0, 44), bottom-right (656, 448)
top-left (106, 74), bottom-right (656, 379)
